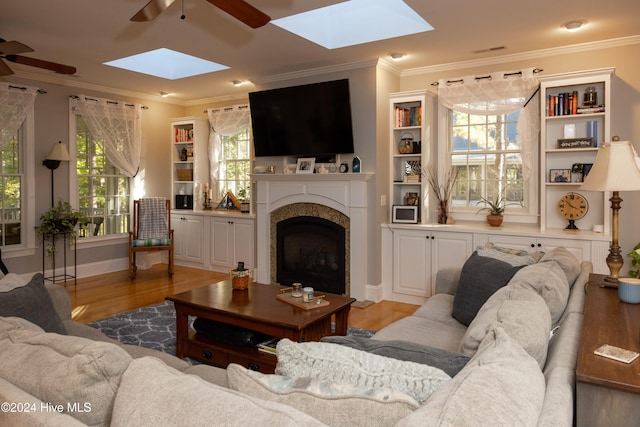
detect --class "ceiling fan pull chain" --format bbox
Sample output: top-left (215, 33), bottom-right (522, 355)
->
top-left (180, 0), bottom-right (186, 19)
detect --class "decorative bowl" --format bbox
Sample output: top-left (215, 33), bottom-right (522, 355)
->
top-left (618, 277), bottom-right (640, 304)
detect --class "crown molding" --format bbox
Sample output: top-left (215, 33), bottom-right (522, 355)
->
top-left (402, 35), bottom-right (640, 76)
top-left (252, 58), bottom-right (379, 85)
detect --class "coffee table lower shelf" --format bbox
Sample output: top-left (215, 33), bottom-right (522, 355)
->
top-left (183, 331), bottom-right (277, 374)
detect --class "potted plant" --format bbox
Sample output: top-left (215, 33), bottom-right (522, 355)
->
top-left (423, 167), bottom-right (459, 224)
top-left (628, 242), bottom-right (640, 278)
top-left (38, 200), bottom-right (88, 255)
top-left (237, 188), bottom-right (250, 213)
top-left (476, 191), bottom-right (521, 227)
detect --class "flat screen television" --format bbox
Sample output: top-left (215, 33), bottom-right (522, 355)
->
top-left (249, 79), bottom-right (355, 158)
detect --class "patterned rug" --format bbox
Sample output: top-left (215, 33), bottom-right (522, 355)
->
top-left (88, 301), bottom-right (375, 357)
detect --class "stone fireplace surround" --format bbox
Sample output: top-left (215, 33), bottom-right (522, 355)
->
top-left (254, 173), bottom-right (373, 301)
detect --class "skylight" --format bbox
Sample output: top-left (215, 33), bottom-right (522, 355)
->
top-left (104, 48), bottom-right (229, 80)
top-left (272, 0), bottom-right (434, 49)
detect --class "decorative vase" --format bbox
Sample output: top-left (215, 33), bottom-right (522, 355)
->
top-left (437, 200), bottom-right (449, 224)
top-left (486, 214), bottom-right (503, 227)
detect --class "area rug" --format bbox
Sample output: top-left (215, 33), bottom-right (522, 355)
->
top-left (88, 301), bottom-right (375, 357)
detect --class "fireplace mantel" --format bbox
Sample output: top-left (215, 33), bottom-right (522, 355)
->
top-left (253, 173), bottom-right (373, 301)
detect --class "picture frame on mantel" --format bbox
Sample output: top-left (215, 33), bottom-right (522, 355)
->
top-left (296, 158), bottom-right (315, 174)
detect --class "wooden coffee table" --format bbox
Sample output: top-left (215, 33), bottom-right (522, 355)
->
top-left (166, 279), bottom-right (356, 373)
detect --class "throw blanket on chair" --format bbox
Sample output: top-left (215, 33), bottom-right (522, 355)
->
top-left (138, 198), bottom-right (168, 240)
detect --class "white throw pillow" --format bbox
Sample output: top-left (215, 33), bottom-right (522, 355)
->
top-left (227, 363), bottom-right (418, 426)
top-left (459, 286), bottom-right (552, 368)
top-left (275, 338), bottom-right (450, 404)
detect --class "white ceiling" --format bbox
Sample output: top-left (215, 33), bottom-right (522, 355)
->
top-left (1, 0), bottom-right (638, 103)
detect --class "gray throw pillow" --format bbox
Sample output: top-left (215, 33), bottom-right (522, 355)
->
top-left (0, 273), bottom-right (67, 334)
top-left (321, 335), bottom-right (470, 377)
top-left (452, 252), bottom-right (525, 326)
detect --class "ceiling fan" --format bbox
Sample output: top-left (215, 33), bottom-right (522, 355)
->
top-left (131, 0), bottom-right (270, 29)
top-left (0, 39), bottom-right (76, 76)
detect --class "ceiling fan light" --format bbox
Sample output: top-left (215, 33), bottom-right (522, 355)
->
top-left (562, 20), bottom-right (586, 32)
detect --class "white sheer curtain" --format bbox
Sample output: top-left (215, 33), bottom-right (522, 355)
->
top-left (0, 83), bottom-right (39, 149)
top-left (437, 68), bottom-right (540, 181)
top-left (207, 104), bottom-right (251, 197)
top-left (70, 95), bottom-right (143, 177)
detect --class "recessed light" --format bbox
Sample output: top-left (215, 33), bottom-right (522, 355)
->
top-left (159, 91), bottom-right (169, 98)
top-left (562, 20), bottom-right (587, 32)
top-left (389, 52), bottom-right (405, 61)
top-left (231, 80), bottom-right (243, 86)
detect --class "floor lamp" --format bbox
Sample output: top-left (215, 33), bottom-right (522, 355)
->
top-left (580, 138), bottom-right (640, 286)
top-left (42, 141), bottom-right (71, 207)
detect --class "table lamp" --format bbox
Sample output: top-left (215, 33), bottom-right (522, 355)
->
top-left (580, 138), bottom-right (640, 285)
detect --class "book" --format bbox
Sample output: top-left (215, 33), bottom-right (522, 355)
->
top-left (257, 337), bottom-right (279, 355)
top-left (594, 344), bottom-right (640, 364)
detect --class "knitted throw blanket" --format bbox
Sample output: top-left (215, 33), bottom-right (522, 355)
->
top-left (138, 198), bottom-right (168, 240)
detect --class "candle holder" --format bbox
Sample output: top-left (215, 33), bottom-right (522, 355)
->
top-left (203, 192), bottom-right (213, 210)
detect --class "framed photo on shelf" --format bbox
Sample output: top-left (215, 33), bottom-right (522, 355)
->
top-left (296, 158), bottom-right (315, 174)
top-left (550, 169), bottom-right (570, 183)
top-left (582, 163), bottom-right (593, 181)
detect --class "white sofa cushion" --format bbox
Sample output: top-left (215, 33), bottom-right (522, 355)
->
top-left (508, 261), bottom-right (570, 325)
top-left (227, 363), bottom-right (418, 426)
top-left (397, 327), bottom-right (545, 427)
top-left (111, 357), bottom-right (326, 427)
top-left (275, 338), bottom-right (451, 404)
top-left (459, 286), bottom-right (552, 368)
top-left (539, 247), bottom-right (581, 286)
top-left (0, 317), bottom-right (132, 427)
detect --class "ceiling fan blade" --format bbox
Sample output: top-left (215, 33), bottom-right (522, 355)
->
top-left (131, 0), bottom-right (175, 21)
top-left (5, 55), bottom-right (76, 75)
top-left (0, 40), bottom-right (34, 56)
top-left (206, 0), bottom-right (270, 28)
top-left (0, 59), bottom-right (14, 76)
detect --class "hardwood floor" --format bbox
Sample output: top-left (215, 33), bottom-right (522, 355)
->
top-left (66, 264), bottom-right (418, 331)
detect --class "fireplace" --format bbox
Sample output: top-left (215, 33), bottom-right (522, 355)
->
top-left (254, 173), bottom-right (372, 301)
top-left (277, 215), bottom-right (346, 295)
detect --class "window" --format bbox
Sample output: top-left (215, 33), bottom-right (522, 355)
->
top-left (0, 132), bottom-right (22, 246)
top-left (449, 109), bottom-right (527, 212)
top-left (217, 128), bottom-right (251, 200)
top-left (75, 115), bottom-right (130, 237)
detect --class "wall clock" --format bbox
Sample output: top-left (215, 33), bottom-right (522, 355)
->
top-left (558, 192), bottom-right (588, 230)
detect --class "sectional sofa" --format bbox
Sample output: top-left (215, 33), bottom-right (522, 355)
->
top-left (0, 245), bottom-right (588, 426)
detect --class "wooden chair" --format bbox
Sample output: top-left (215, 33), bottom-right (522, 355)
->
top-left (128, 198), bottom-right (174, 279)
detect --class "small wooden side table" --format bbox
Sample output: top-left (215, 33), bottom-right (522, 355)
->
top-left (576, 273), bottom-right (640, 426)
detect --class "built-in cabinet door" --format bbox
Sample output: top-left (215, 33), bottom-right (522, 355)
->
top-left (430, 231), bottom-right (473, 294)
top-left (171, 214), bottom-right (204, 263)
top-left (210, 216), bottom-right (255, 272)
top-left (393, 229), bottom-right (431, 297)
top-left (211, 217), bottom-right (233, 269)
top-left (232, 218), bottom-right (255, 271)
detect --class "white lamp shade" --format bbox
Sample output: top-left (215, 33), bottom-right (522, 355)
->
top-left (46, 141), bottom-right (71, 161)
top-left (580, 140), bottom-right (640, 192)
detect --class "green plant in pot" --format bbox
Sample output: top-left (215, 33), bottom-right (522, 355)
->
top-left (476, 191), bottom-right (522, 227)
top-left (38, 200), bottom-right (89, 255)
top-left (628, 242), bottom-right (640, 278)
top-left (237, 188), bottom-right (250, 213)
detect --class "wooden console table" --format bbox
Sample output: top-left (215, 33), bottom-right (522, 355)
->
top-left (576, 273), bottom-right (640, 426)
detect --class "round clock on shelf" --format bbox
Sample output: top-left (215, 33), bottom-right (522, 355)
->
top-left (558, 192), bottom-right (588, 230)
